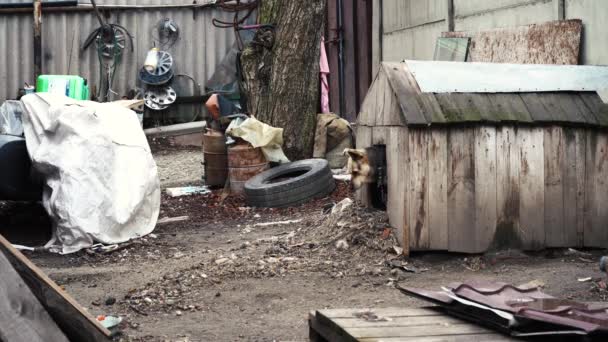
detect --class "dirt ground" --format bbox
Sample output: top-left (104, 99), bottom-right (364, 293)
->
top-left (3, 146), bottom-right (608, 342)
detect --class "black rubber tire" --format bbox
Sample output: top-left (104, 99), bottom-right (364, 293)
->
top-left (244, 159), bottom-right (335, 207)
top-left (0, 135), bottom-right (42, 201)
top-left (247, 174), bottom-right (335, 207)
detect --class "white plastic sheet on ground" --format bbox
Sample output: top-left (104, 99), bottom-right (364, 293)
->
top-left (20, 93), bottom-right (160, 254)
top-left (225, 117), bottom-right (289, 163)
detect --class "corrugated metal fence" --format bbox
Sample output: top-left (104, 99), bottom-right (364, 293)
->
top-left (0, 0), bottom-right (244, 122)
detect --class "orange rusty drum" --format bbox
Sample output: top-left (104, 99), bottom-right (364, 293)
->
top-left (203, 130), bottom-right (228, 187)
top-left (228, 143), bottom-right (269, 194)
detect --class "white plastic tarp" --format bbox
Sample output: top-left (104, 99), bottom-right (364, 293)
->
top-left (20, 93), bottom-right (160, 254)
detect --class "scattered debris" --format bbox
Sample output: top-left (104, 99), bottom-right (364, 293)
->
top-left (335, 239), bottom-right (349, 250)
top-left (353, 311), bottom-right (391, 322)
top-left (578, 277), bottom-right (593, 282)
top-left (166, 186), bottom-right (211, 197)
top-left (253, 219), bottom-right (303, 227)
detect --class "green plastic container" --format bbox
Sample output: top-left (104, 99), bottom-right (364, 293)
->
top-left (36, 75), bottom-right (90, 100)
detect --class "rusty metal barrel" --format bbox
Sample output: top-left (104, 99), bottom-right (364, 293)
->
top-left (228, 143), bottom-right (269, 194)
top-left (202, 129), bottom-right (228, 187)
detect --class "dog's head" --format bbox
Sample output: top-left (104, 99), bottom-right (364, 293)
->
top-left (343, 148), bottom-right (374, 189)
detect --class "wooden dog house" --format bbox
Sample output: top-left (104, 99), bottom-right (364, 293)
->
top-left (357, 61), bottom-right (608, 254)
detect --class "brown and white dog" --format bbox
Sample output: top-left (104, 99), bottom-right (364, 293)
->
top-left (343, 148), bottom-right (374, 189)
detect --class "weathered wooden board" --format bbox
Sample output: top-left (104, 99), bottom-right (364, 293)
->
top-left (357, 73), bottom-right (378, 126)
top-left (428, 129), bottom-right (448, 250)
top-left (518, 128), bottom-right (545, 250)
top-left (442, 19), bottom-right (582, 64)
top-left (0, 235), bottom-right (111, 342)
top-left (0, 250), bottom-right (69, 342)
top-left (382, 76), bottom-right (406, 126)
top-left (562, 128), bottom-right (581, 247)
top-left (574, 129), bottom-right (587, 247)
top-left (448, 129), bottom-right (476, 253)
top-left (372, 126), bottom-right (389, 145)
top-left (544, 126), bottom-right (565, 247)
top-left (355, 125), bottom-right (373, 207)
top-left (383, 63), bottom-right (427, 125)
top-left (584, 131), bottom-right (608, 247)
top-left (408, 129), bottom-right (429, 250)
top-left (387, 126), bottom-right (409, 252)
top-left (310, 307), bottom-right (517, 342)
top-left (474, 126), bottom-right (497, 253)
top-left (495, 126), bottom-right (521, 249)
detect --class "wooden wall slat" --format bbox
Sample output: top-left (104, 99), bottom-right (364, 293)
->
top-left (574, 129), bottom-right (586, 247)
top-left (448, 129), bottom-right (476, 253)
top-left (519, 127), bottom-right (545, 250)
top-left (496, 126), bottom-right (521, 249)
top-left (0, 251), bottom-right (69, 342)
top-left (408, 129), bottom-right (429, 250)
top-left (428, 129), bottom-right (448, 250)
top-left (358, 72), bottom-right (378, 126)
top-left (474, 126), bottom-right (497, 253)
top-left (387, 126), bottom-right (409, 253)
top-left (355, 125), bottom-right (373, 207)
top-left (584, 131), bottom-right (608, 247)
top-left (562, 128), bottom-right (580, 247)
top-left (383, 77), bottom-right (406, 126)
top-left (372, 126), bottom-right (390, 145)
top-left (544, 126), bottom-right (565, 247)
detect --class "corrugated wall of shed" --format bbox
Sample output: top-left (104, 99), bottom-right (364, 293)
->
top-left (381, 0), bottom-right (447, 61)
top-left (565, 0), bottom-right (608, 65)
top-left (0, 6), bottom-right (241, 106)
top-left (358, 120), bottom-right (608, 252)
top-left (375, 0), bottom-right (608, 66)
top-left (454, 0), bottom-right (554, 31)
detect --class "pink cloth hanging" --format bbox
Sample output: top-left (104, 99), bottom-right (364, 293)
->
top-left (320, 36), bottom-right (330, 113)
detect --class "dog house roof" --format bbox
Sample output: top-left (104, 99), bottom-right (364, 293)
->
top-left (373, 61), bottom-right (608, 127)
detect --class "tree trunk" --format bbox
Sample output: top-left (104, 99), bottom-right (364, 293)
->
top-left (241, 0), bottom-right (326, 160)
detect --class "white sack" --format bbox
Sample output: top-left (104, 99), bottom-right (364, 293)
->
top-left (21, 93), bottom-right (160, 254)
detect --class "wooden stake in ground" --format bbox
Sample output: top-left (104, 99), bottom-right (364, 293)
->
top-left (241, 0), bottom-right (326, 160)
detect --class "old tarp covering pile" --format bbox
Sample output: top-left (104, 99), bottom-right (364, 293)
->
top-left (399, 281), bottom-right (608, 338)
top-left (20, 93), bottom-right (160, 254)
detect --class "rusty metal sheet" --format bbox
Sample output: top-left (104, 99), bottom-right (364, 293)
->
top-left (442, 19), bottom-right (582, 65)
top-left (398, 281), bottom-right (608, 337)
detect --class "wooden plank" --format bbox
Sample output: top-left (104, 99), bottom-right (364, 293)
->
top-left (428, 129), bottom-right (448, 250)
top-left (326, 0), bottom-right (340, 117)
top-left (309, 311), bottom-right (352, 342)
top-left (319, 307), bottom-right (442, 319)
top-left (518, 93), bottom-right (553, 122)
top-left (342, 0), bottom-right (358, 121)
top-left (562, 128), bottom-right (579, 247)
top-left (355, 125), bottom-right (373, 207)
top-left (518, 128), bottom-right (545, 250)
top-left (495, 126), bottom-right (521, 249)
top-left (487, 94), bottom-right (534, 123)
top-left (387, 127), bottom-right (409, 252)
top-left (0, 235), bottom-right (111, 342)
top-left (474, 126), bottom-right (497, 253)
top-left (408, 129), bottom-right (429, 250)
top-left (579, 93), bottom-right (608, 127)
top-left (584, 131), bottom-right (608, 247)
top-left (383, 63), bottom-right (428, 125)
top-left (544, 126), bottom-right (565, 247)
top-left (574, 129), bottom-right (586, 247)
top-left (357, 73), bottom-right (377, 126)
top-left (0, 251), bottom-right (69, 342)
top-left (359, 334), bottom-right (515, 342)
top-left (331, 315), bottom-right (466, 328)
top-left (441, 20), bottom-right (582, 65)
top-left (448, 129), bottom-right (476, 253)
top-left (370, 0), bottom-right (381, 78)
top-left (345, 324), bottom-right (492, 339)
top-left (355, 0), bottom-right (372, 112)
top-left (382, 74), bottom-right (406, 126)
top-left (372, 126), bottom-right (389, 145)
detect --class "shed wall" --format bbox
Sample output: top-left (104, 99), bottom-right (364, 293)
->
top-left (357, 119), bottom-right (608, 252)
top-left (376, 0), bottom-right (608, 66)
top-left (0, 4), bottom-right (241, 121)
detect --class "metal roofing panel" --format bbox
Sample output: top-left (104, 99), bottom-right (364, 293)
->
top-left (0, 6), bottom-right (247, 114)
top-left (378, 62), bottom-right (608, 127)
top-left (406, 60), bottom-right (608, 93)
